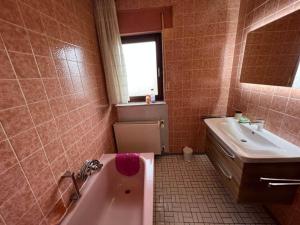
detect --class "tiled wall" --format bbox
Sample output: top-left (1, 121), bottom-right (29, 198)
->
top-left (0, 0), bottom-right (116, 224)
top-left (116, 0), bottom-right (241, 153)
top-left (227, 0), bottom-right (300, 224)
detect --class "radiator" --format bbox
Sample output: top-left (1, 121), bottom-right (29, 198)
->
top-left (113, 121), bottom-right (162, 155)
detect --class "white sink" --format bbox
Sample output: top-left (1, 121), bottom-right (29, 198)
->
top-left (204, 117), bottom-right (300, 162)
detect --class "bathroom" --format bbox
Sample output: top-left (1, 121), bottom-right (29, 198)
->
top-left (1, 0), bottom-right (300, 224)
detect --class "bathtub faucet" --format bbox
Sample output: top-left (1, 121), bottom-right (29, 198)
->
top-left (61, 171), bottom-right (81, 200)
top-left (77, 159), bottom-right (103, 181)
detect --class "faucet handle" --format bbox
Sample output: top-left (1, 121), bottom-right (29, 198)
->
top-left (255, 119), bottom-right (265, 131)
top-left (88, 159), bottom-right (103, 170)
top-left (77, 159), bottom-right (103, 181)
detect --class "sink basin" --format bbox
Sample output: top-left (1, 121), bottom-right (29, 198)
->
top-left (204, 117), bottom-right (300, 162)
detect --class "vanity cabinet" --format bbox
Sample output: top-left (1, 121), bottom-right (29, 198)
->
top-left (206, 129), bottom-right (300, 203)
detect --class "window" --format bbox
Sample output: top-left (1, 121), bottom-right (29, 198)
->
top-left (121, 33), bottom-right (163, 102)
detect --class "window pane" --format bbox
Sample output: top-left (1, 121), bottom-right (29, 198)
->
top-left (122, 41), bottom-right (158, 97)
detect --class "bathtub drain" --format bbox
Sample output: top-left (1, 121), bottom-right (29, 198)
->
top-left (240, 139), bottom-right (247, 142)
top-left (125, 189), bottom-right (131, 194)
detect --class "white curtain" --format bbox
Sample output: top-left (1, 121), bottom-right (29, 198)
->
top-left (94, 0), bottom-right (129, 104)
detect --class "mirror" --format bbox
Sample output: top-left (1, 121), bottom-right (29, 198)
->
top-left (240, 10), bottom-right (300, 88)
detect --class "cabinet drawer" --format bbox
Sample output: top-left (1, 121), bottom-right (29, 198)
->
top-left (206, 133), bottom-right (241, 201)
top-left (207, 131), bottom-right (242, 182)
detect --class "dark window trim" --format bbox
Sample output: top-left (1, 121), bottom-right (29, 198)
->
top-left (121, 33), bottom-right (164, 102)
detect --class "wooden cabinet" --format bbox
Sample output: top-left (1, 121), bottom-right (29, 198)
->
top-left (206, 129), bottom-right (300, 203)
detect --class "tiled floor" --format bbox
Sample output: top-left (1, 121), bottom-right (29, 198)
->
top-left (154, 155), bottom-right (277, 225)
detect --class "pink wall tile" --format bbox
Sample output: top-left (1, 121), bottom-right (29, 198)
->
top-left (0, 22), bottom-right (32, 53)
top-left (0, 0), bottom-right (23, 26)
top-left (43, 138), bottom-right (64, 163)
top-left (36, 56), bottom-right (57, 78)
top-left (19, 79), bottom-right (48, 103)
top-left (0, 140), bottom-right (17, 171)
top-left (10, 52), bottom-right (40, 78)
top-left (41, 15), bottom-right (61, 39)
top-left (42, 78), bottom-right (63, 99)
top-left (16, 204), bottom-right (45, 225)
top-left (0, 80), bottom-right (25, 109)
top-left (20, 3), bottom-right (44, 33)
top-left (0, 164), bottom-right (29, 203)
top-left (49, 97), bottom-right (67, 118)
top-left (0, 50), bottom-right (15, 79)
top-left (10, 128), bottom-right (42, 160)
top-left (0, 185), bottom-right (36, 225)
top-left (37, 184), bottom-right (61, 215)
top-left (0, 106), bottom-right (34, 137)
top-left (0, 0), bottom-right (116, 224)
top-left (28, 101), bottom-right (54, 125)
top-left (28, 32), bottom-right (51, 57)
top-left (286, 98), bottom-right (300, 117)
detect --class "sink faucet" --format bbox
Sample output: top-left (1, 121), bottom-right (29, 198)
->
top-left (243, 119), bottom-right (265, 131)
top-left (77, 160), bottom-right (103, 181)
top-left (61, 171), bottom-right (81, 200)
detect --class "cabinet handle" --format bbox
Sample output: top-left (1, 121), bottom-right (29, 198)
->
top-left (260, 177), bottom-right (300, 187)
top-left (216, 161), bottom-right (232, 180)
top-left (268, 182), bottom-right (300, 187)
top-left (214, 139), bottom-right (235, 159)
top-left (260, 177), bottom-right (300, 182)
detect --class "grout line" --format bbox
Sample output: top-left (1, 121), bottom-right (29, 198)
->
top-left (0, 210), bottom-right (7, 225)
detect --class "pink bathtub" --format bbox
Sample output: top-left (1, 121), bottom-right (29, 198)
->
top-left (60, 153), bottom-right (154, 225)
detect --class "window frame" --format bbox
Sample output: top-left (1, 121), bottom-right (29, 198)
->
top-left (121, 33), bottom-right (164, 102)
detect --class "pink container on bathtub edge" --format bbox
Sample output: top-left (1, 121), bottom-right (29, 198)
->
top-left (115, 153), bottom-right (140, 176)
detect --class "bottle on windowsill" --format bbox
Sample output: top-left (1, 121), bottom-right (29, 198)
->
top-left (150, 89), bottom-right (155, 103)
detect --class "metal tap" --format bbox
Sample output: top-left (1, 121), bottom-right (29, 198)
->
top-left (61, 171), bottom-right (81, 200)
top-left (240, 119), bottom-right (265, 131)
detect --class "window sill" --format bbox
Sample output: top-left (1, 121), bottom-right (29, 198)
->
top-left (115, 101), bottom-right (166, 107)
